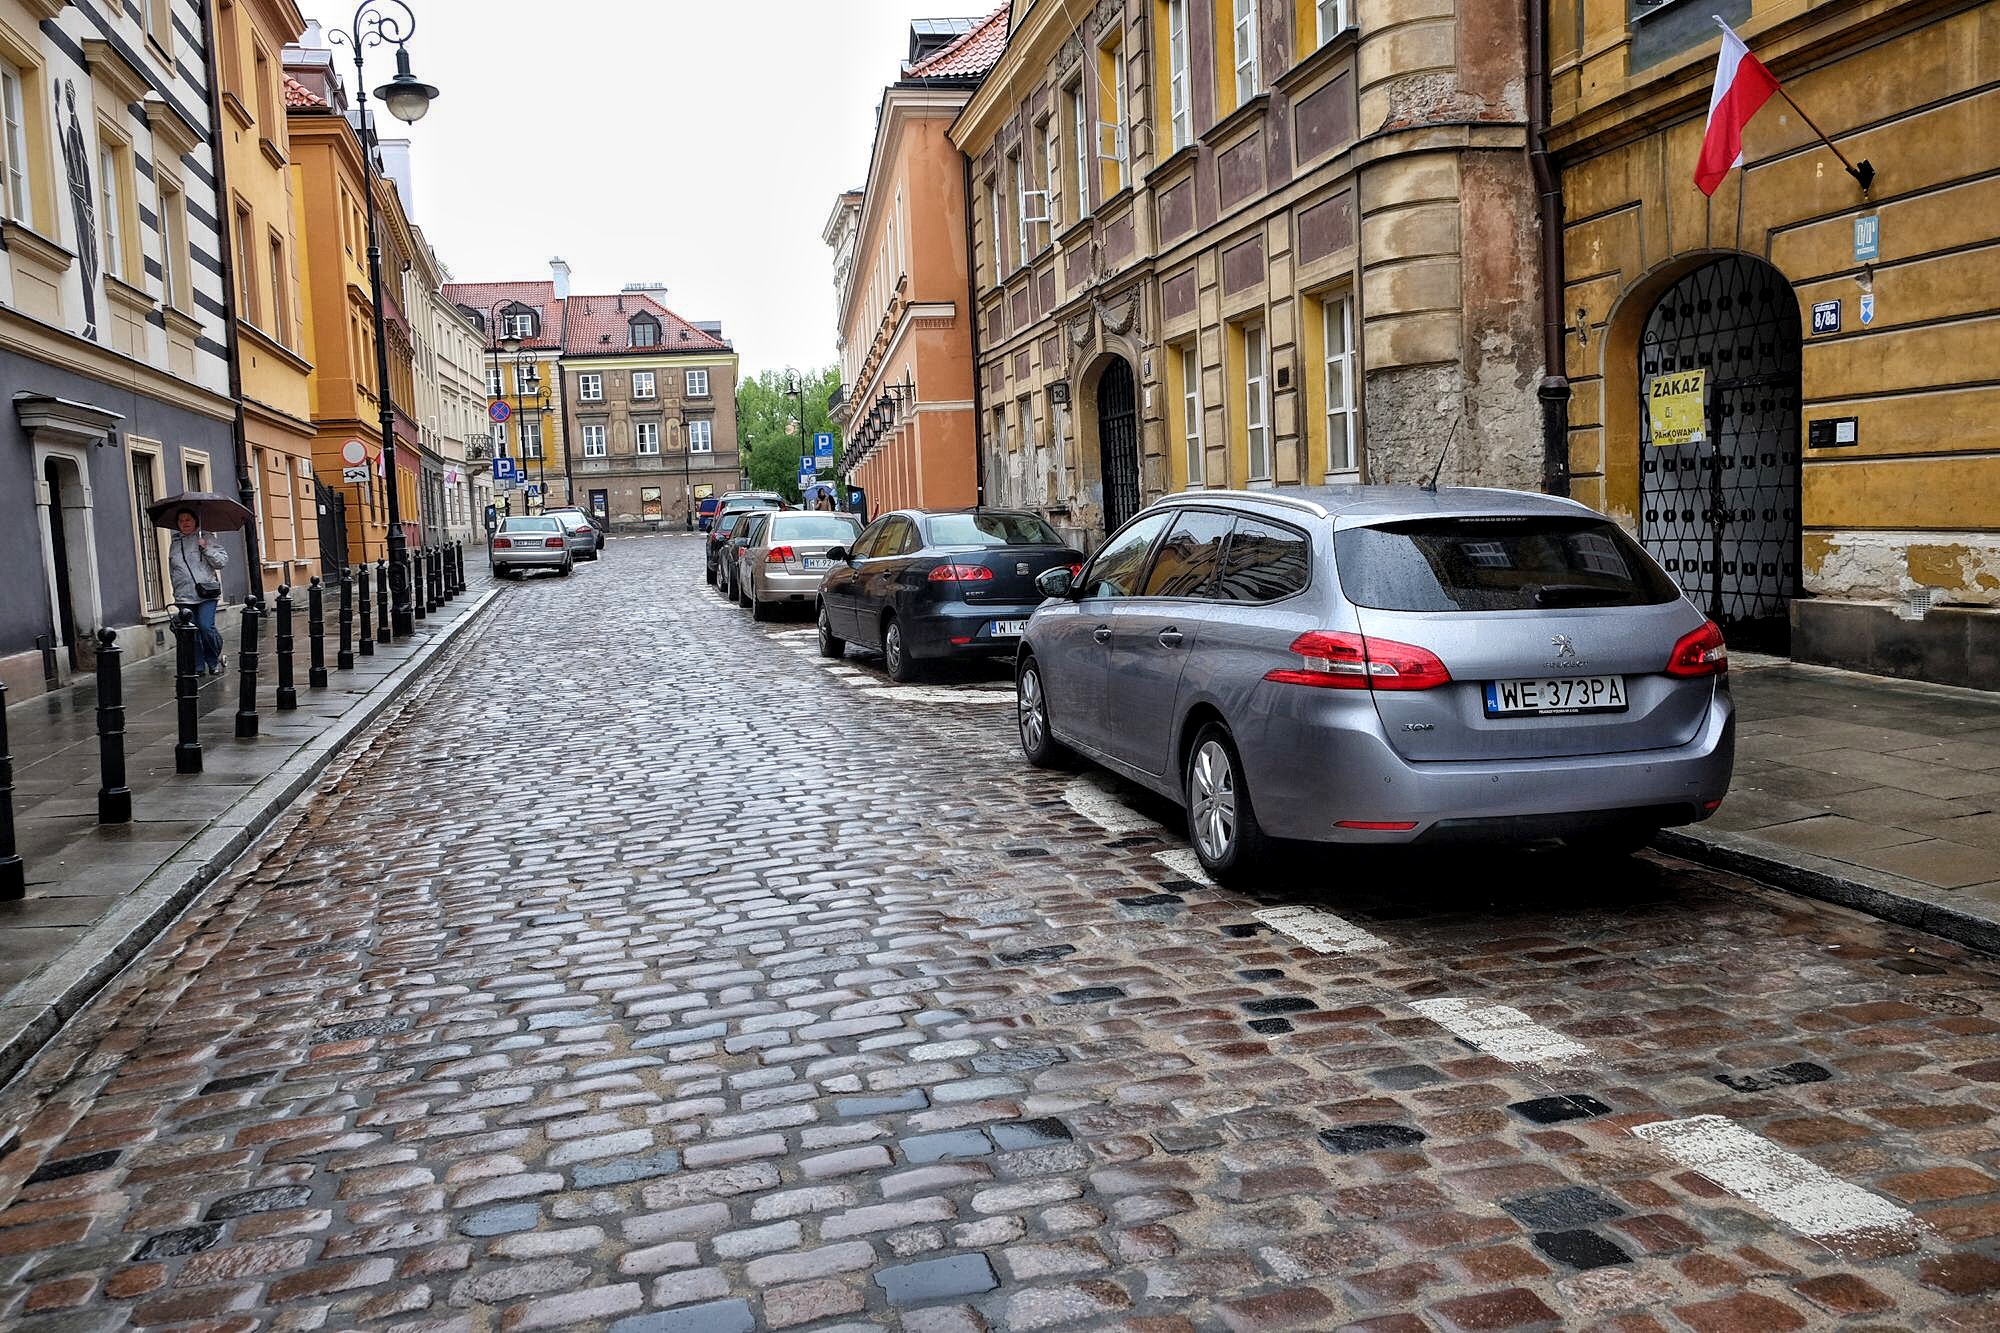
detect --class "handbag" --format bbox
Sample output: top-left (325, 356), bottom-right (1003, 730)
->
top-left (180, 543), bottom-right (222, 601)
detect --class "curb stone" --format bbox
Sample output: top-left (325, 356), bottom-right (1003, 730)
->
top-left (0, 589), bottom-right (500, 1092)
top-left (1659, 825), bottom-right (2000, 956)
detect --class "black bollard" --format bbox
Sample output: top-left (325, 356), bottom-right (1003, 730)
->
top-left (423, 547), bottom-right (436, 612)
top-left (434, 546), bottom-right (447, 605)
top-left (413, 548), bottom-right (430, 622)
top-left (173, 611), bottom-right (202, 775)
top-left (455, 541), bottom-right (466, 594)
top-left (95, 628), bottom-right (131, 823)
top-left (308, 577), bottom-right (328, 688)
top-left (236, 594), bottom-right (263, 739)
top-left (337, 568), bottom-right (355, 670)
top-left (275, 583), bottom-right (297, 711)
top-left (0, 677), bottom-right (22, 901)
top-left (357, 565), bottom-right (375, 657)
top-left (376, 560), bottom-right (390, 643)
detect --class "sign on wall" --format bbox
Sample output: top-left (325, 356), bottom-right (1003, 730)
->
top-left (1646, 369), bottom-right (1707, 448)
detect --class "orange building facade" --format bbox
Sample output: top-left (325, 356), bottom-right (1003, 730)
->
top-left (826, 13), bottom-right (1004, 514)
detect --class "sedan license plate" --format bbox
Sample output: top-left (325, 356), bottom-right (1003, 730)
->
top-left (989, 619), bottom-right (1027, 638)
top-left (802, 557), bottom-right (831, 571)
top-left (1485, 675), bottom-right (1627, 716)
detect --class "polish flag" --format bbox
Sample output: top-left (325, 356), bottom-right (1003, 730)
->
top-left (1695, 20), bottom-right (1780, 196)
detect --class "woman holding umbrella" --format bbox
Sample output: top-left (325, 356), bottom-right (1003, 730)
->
top-left (149, 491), bottom-right (251, 677)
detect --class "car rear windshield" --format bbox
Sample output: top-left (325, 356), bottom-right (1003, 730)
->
top-left (927, 513), bottom-right (1061, 547)
top-left (503, 517), bottom-right (560, 532)
top-left (771, 515), bottom-right (860, 541)
top-left (1335, 516), bottom-right (1682, 612)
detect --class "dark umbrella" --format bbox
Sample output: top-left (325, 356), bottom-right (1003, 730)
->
top-left (147, 491), bottom-right (254, 532)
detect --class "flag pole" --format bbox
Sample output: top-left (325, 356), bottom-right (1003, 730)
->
top-left (1773, 85), bottom-right (1874, 194)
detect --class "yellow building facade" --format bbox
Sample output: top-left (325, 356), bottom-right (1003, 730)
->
top-left (216, 0), bottom-right (319, 587)
top-left (1548, 0), bottom-right (1999, 687)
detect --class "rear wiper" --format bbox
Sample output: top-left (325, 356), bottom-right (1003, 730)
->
top-left (1533, 584), bottom-right (1623, 608)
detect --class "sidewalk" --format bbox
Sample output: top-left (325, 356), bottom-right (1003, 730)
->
top-left (0, 573), bottom-right (496, 1086)
top-left (1666, 654), bottom-right (2000, 950)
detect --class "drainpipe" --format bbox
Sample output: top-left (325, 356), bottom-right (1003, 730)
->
top-left (1527, 0), bottom-right (1571, 498)
top-left (963, 151), bottom-right (986, 507)
top-left (198, 0), bottom-right (265, 594)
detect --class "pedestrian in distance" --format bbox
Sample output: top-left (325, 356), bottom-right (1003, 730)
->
top-left (168, 509), bottom-right (229, 676)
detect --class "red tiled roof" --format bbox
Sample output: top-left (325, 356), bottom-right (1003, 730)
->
top-left (561, 291), bottom-right (730, 356)
top-left (283, 74), bottom-right (327, 108)
top-left (441, 280), bottom-right (565, 351)
top-left (905, 5), bottom-right (1007, 80)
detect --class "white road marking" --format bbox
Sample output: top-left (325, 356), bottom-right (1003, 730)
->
top-left (1154, 848), bottom-right (1212, 885)
top-left (871, 685), bottom-right (1010, 705)
top-left (1632, 1114), bottom-right (1918, 1242)
top-left (1062, 778), bottom-right (1158, 834)
top-left (1253, 905), bottom-right (1387, 954)
top-left (1409, 998), bottom-right (1591, 1068)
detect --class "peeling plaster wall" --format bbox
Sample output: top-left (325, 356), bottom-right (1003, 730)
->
top-left (1805, 531), bottom-right (2000, 608)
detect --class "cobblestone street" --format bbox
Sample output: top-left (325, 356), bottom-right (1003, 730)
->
top-left (3, 533), bottom-right (1999, 1332)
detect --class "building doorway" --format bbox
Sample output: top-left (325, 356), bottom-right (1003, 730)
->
top-left (39, 455), bottom-right (100, 671)
top-left (1637, 255), bottom-right (1801, 651)
top-left (1096, 357), bottom-right (1140, 534)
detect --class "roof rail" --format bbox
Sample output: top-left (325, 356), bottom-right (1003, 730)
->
top-left (1155, 489), bottom-right (1330, 519)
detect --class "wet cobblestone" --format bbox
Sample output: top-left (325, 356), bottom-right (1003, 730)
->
top-left (0, 536), bottom-right (1997, 1330)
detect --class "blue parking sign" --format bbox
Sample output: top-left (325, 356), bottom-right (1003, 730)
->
top-left (493, 457), bottom-right (516, 482)
top-left (814, 432), bottom-right (835, 466)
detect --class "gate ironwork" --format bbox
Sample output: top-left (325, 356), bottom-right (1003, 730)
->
top-left (1637, 256), bottom-right (1801, 650)
top-left (1096, 358), bottom-right (1140, 534)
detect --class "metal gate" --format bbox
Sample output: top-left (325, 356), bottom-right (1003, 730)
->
top-left (1096, 358), bottom-right (1140, 534)
top-left (1637, 256), bottom-right (1801, 650)
top-left (315, 482), bottom-right (349, 575)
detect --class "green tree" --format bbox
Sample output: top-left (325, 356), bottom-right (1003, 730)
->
top-left (737, 366), bottom-right (843, 504)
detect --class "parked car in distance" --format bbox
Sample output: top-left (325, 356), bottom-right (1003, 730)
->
top-left (543, 507), bottom-right (603, 561)
top-left (705, 496), bottom-right (784, 582)
top-left (1015, 486), bottom-right (1734, 884)
top-left (717, 511), bottom-right (770, 603)
top-left (490, 515), bottom-right (574, 579)
top-left (735, 511), bottom-right (864, 620)
top-left (816, 509), bottom-right (1083, 682)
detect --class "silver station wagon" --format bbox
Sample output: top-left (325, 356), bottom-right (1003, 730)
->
top-left (1015, 487), bottom-right (1734, 884)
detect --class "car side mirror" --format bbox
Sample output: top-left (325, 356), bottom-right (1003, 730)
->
top-left (1036, 567), bottom-right (1076, 599)
top-left (824, 545), bottom-right (850, 564)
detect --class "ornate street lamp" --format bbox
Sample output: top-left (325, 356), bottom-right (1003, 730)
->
top-left (329, 0), bottom-right (438, 638)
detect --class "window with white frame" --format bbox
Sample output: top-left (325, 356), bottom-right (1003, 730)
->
top-left (633, 370), bottom-right (656, 399)
top-left (0, 61), bottom-right (30, 224)
top-left (515, 363), bottom-right (539, 394)
top-left (522, 419), bottom-right (543, 459)
top-left (1068, 82), bottom-right (1090, 220)
top-left (1166, 0), bottom-right (1191, 152)
top-left (1180, 343), bottom-right (1203, 486)
top-left (1101, 34), bottom-right (1128, 194)
top-left (635, 421), bottom-right (660, 454)
top-left (630, 316), bottom-right (660, 348)
top-left (1044, 115), bottom-right (1062, 230)
top-left (988, 176), bottom-right (1004, 284)
top-left (582, 424), bottom-right (606, 457)
top-left (1010, 151), bottom-right (1027, 268)
top-left (578, 372), bottom-right (602, 401)
top-left (99, 146), bottom-right (124, 278)
top-left (1322, 294), bottom-right (1358, 475)
top-left (486, 366), bottom-right (503, 397)
top-left (1234, 0), bottom-right (1261, 103)
top-left (687, 419), bottom-right (712, 453)
top-left (504, 311), bottom-right (534, 339)
top-left (685, 368), bottom-right (709, 397)
top-left (1244, 324), bottom-right (1270, 480)
top-left (1317, 0), bottom-right (1349, 44)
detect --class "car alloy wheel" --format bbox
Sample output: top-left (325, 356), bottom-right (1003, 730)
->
top-left (817, 604), bottom-right (845, 658)
top-left (883, 620), bottom-right (916, 682)
top-left (1018, 664), bottom-right (1047, 754)
top-left (1189, 738), bottom-right (1237, 863)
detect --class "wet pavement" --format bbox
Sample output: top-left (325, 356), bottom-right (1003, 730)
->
top-left (1, 533), bottom-right (1997, 1332)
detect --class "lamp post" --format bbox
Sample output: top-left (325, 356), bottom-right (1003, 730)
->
top-left (679, 412), bottom-right (694, 531)
top-left (329, 0), bottom-right (438, 638)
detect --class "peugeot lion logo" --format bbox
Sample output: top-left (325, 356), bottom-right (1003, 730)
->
top-left (1551, 634), bottom-right (1579, 662)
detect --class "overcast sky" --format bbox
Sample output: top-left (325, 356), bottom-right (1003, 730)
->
top-left (302, 0), bottom-right (998, 378)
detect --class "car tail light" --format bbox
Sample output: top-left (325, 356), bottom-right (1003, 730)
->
top-left (544, 537), bottom-right (565, 549)
top-left (928, 564), bottom-right (995, 582)
top-left (1264, 631), bottom-right (1451, 691)
top-left (768, 545), bottom-right (796, 564)
top-left (1666, 620), bottom-right (1728, 677)
top-left (1336, 820), bottom-right (1419, 831)
top-left (493, 537), bottom-right (512, 549)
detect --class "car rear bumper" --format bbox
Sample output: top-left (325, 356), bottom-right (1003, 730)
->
top-left (753, 568), bottom-right (833, 602)
top-left (1238, 683), bottom-right (1735, 844)
top-left (900, 601), bottom-right (1042, 658)
top-left (491, 548), bottom-right (569, 569)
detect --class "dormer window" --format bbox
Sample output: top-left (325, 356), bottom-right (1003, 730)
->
top-left (498, 302), bottom-right (538, 341)
top-left (630, 315), bottom-right (660, 348)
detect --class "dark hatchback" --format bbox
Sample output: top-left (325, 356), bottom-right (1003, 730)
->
top-left (816, 509), bottom-right (1082, 681)
top-left (704, 498), bottom-right (783, 583)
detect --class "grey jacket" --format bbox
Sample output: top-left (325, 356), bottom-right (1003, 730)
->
top-left (169, 531), bottom-right (228, 604)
